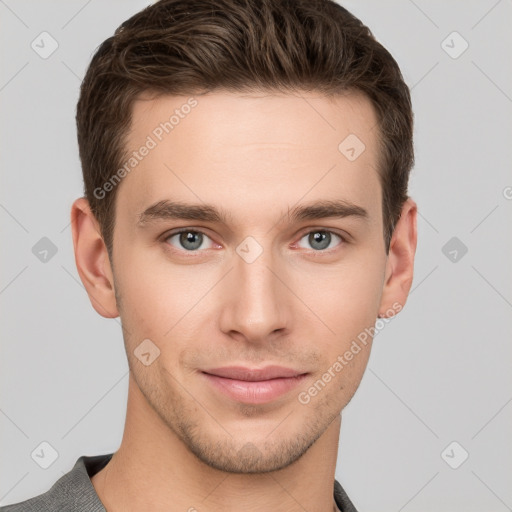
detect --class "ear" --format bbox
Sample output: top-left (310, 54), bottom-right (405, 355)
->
top-left (378, 197), bottom-right (418, 317)
top-left (70, 197), bottom-right (119, 318)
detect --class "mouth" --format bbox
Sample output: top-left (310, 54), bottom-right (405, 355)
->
top-left (200, 365), bottom-right (309, 404)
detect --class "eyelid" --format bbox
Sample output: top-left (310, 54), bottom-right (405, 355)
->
top-left (295, 226), bottom-right (349, 242)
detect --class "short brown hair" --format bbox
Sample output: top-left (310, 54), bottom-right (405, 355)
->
top-left (76, 0), bottom-right (414, 257)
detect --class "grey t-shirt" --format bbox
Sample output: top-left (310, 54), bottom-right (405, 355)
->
top-left (0, 453), bottom-right (358, 511)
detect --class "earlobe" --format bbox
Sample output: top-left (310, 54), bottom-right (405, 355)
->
top-left (378, 198), bottom-right (418, 318)
top-left (71, 197), bottom-right (119, 318)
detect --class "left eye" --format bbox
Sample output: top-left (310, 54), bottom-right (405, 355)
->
top-left (296, 230), bottom-right (344, 251)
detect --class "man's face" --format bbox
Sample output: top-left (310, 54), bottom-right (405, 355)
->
top-left (111, 90), bottom-right (388, 473)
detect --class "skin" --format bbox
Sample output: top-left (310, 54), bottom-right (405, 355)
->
top-left (71, 90), bottom-right (417, 512)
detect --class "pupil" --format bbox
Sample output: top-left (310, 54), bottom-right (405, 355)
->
top-left (310, 231), bottom-right (330, 250)
top-left (181, 231), bottom-right (202, 250)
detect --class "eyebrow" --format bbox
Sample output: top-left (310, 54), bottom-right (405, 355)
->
top-left (136, 198), bottom-right (369, 227)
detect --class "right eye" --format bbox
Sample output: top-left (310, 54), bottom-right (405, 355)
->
top-left (164, 229), bottom-right (217, 252)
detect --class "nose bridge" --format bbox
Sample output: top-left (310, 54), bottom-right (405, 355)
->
top-left (221, 237), bottom-right (288, 340)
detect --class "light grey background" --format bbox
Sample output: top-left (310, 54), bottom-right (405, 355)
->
top-left (1, 1), bottom-right (511, 510)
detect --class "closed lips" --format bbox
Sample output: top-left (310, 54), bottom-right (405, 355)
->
top-left (201, 366), bottom-right (307, 381)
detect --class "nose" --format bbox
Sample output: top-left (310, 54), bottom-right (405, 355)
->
top-left (218, 241), bottom-right (289, 344)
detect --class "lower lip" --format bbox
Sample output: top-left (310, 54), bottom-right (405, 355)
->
top-left (201, 372), bottom-right (308, 404)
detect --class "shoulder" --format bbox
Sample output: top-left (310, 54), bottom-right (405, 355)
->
top-left (0, 454), bottom-right (113, 512)
top-left (334, 478), bottom-right (359, 512)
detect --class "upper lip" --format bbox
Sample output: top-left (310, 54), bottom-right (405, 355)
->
top-left (202, 365), bottom-right (306, 381)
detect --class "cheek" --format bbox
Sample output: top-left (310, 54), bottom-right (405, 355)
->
top-left (113, 251), bottom-right (175, 341)
top-left (114, 246), bottom-right (219, 348)
top-left (296, 254), bottom-right (385, 342)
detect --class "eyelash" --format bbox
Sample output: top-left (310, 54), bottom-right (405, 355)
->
top-left (162, 228), bottom-right (348, 256)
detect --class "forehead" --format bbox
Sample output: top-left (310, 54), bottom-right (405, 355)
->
top-left (116, 90), bottom-right (382, 229)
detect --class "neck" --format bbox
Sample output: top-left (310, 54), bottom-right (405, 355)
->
top-left (92, 373), bottom-right (342, 512)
